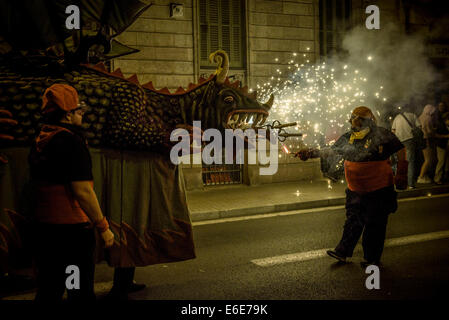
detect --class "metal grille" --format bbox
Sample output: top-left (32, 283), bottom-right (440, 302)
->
top-left (202, 163), bottom-right (243, 186)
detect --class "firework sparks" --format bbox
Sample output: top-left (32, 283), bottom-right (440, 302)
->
top-left (256, 53), bottom-right (389, 148)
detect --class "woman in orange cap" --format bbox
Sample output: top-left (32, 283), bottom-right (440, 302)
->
top-left (296, 106), bottom-right (407, 267)
top-left (28, 84), bottom-right (114, 301)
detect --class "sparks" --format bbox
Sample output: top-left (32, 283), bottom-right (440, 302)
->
top-left (257, 53), bottom-right (388, 148)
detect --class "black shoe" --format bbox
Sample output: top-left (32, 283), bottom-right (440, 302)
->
top-left (360, 261), bottom-right (381, 269)
top-left (326, 250), bottom-right (347, 263)
top-left (128, 281), bottom-right (146, 293)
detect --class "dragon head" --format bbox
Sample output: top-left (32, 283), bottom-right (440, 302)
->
top-left (208, 50), bottom-right (273, 132)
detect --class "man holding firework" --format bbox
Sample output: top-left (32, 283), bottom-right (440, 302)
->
top-left (295, 106), bottom-right (408, 267)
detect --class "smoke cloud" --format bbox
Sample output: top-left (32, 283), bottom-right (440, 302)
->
top-left (260, 22), bottom-right (439, 147)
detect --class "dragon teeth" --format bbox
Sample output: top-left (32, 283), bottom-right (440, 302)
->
top-left (261, 114), bottom-right (268, 125)
top-left (254, 114), bottom-right (263, 126)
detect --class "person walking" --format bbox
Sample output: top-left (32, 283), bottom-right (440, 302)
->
top-left (434, 103), bottom-right (449, 184)
top-left (28, 84), bottom-right (114, 301)
top-left (417, 104), bottom-right (438, 184)
top-left (391, 105), bottom-right (422, 188)
top-left (295, 106), bottom-right (407, 267)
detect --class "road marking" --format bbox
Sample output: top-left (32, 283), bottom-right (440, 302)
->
top-left (251, 229), bottom-right (449, 267)
top-left (192, 193), bottom-right (449, 226)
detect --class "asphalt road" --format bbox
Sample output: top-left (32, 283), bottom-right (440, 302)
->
top-left (5, 194), bottom-right (448, 304)
top-left (106, 194), bottom-right (449, 301)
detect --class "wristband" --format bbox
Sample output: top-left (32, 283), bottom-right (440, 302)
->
top-left (95, 216), bottom-right (109, 233)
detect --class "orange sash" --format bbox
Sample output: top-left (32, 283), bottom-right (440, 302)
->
top-left (344, 160), bottom-right (394, 193)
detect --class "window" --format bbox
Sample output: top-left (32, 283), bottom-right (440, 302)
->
top-left (319, 0), bottom-right (352, 58)
top-left (199, 0), bottom-right (246, 69)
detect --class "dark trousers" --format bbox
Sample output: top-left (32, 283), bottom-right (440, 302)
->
top-left (112, 267), bottom-right (136, 292)
top-left (335, 186), bottom-right (397, 263)
top-left (34, 223), bottom-right (96, 302)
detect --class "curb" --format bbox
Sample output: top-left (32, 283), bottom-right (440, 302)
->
top-left (189, 184), bottom-right (449, 222)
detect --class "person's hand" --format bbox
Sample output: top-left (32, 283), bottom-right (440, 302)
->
top-left (294, 148), bottom-right (314, 161)
top-left (101, 228), bottom-right (115, 248)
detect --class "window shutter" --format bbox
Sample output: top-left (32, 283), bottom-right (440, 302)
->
top-left (231, 0), bottom-right (242, 68)
top-left (199, 0), bottom-right (208, 63)
top-left (319, 0), bottom-right (352, 58)
top-left (221, 0), bottom-right (231, 56)
top-left (199, 0), bottom-right (245, 69)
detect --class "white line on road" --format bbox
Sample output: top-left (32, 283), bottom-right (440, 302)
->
top-left (251, 230), bottom-right (449, 267)
top-left (192, 193), bottom-right (449, 226)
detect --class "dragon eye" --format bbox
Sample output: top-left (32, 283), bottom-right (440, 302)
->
top-left (224, 96), bottom-right (234, 104)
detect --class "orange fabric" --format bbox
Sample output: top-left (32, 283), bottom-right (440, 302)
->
top-left (35, 183), bottom-right (91, 224)
top-left (344, 160), bottom-right (394, 193)
top-left (41, 84), bottom-right (79, 114)
top-left (35, 125), bottom-right (73, 152)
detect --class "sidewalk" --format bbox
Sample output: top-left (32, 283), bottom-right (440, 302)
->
top-left (186, 180), bottom-right (449, 222)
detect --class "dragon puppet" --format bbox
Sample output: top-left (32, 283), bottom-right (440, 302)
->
top-left (0, 53), bottom-right (273, 269)
top-left (0, 0), bottom-right (274, 271)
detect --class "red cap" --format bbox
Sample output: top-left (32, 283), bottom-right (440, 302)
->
top-left (41, 84), bottom-right (79, 114)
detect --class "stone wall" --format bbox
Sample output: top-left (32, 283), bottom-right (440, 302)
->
top-left (112, 0), bottom-right (195, 92)
top-left (247, 0), bottom-right (319, 89)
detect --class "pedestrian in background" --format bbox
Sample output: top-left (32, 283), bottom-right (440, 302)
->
top-left (434, 103), bottom-right (449, 184)
top-left (417, 104), bottom-right (438, 184)
top-left (392, 104), bottom-right (422, 188)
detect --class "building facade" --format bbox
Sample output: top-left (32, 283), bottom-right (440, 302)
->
top-left (111, 0), bottom-right (449, 189)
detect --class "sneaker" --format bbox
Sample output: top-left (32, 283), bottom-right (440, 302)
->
top-left (326, 250), bottom-right (347, 263)
top-left (417, 176), bottom-right (432, 184)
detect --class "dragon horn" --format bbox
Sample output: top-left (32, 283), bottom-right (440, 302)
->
top-left (209, 50), bottom-right (229, 84)
top-left (250, 90), bottom-right (258, 99)
top-left (265, 94), bottom-right (274, 109)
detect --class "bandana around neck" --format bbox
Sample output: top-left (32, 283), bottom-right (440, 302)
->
top-left (349, 127), bottom-right (370, 144)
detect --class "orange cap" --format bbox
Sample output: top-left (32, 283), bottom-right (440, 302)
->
top-left (41, 84), bottom-right (79, 114)
top-left (351, 106), bottom-right (376, 122)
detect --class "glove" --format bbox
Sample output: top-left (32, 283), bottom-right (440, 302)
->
top-left (394, 160), bottom-right (408, 190)
top-left (294, 148), bottom-right (315, 161)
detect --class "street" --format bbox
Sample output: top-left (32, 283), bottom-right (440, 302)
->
top-left (92, 194), bottom-right (449, 300)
